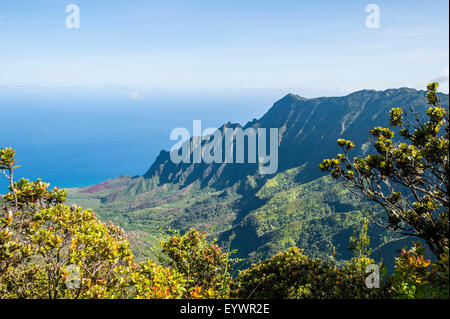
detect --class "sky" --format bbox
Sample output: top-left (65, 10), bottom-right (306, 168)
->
top-left (0, 0), bottom-right (449, 97)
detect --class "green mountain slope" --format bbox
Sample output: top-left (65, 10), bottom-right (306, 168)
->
top-left (67, 88), bottom-right (448, 266)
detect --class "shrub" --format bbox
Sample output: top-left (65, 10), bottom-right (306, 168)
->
top-left (234, 247), bottom-right (388, 299)
top-left (158, 228), bottom-right (237, 298)
top-left (391, 242), bottom-right (449, 299)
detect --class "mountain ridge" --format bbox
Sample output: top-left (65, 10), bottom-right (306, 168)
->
top-left (67, 87), bottom-right (448, 265)
top-left (143, 87), bottom-right (448, 188)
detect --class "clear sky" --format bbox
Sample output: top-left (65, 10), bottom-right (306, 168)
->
top-left (0, 0), bottom-right (448, 97)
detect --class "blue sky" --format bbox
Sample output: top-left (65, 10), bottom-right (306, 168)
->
top-left (0, 0), bottom-right (448, 97)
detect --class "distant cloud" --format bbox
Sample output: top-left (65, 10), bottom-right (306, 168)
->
top-left (390, 27), bottom-right (435, 38)
top-left (432, 67), bottom-right (449, 84)
top-left (128, 90), bottom-right (143, 100)
top-left (99, 83), bottom-right (143, 100)
top-left (241, 84), bottom-right (263, 89)
top-left (0, 84), bottom-right (86, 90)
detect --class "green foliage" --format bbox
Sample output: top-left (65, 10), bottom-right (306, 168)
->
top-left (67, 167), bottom-right (400, 268)
top-left (0, 201), bottom-right (135, 298)
top-left (67, 176), bottom-right (240, 262)
top-left (391, 242), bottom-right (448, 299)
top-left (320, 83), bottom-right (449, 258)
top-left (348, 217), bottom-right (372, 260)
top-left (127, 259), bottom-right (187, 299)
top-left (158, 228), bottom-right (238, 298)
top-left (66, 88), bottom-right (448, 265)
top-left (0, 148), bottom-right (206, 299)
top-left (0, 214), bottom-right (28, 278)
top-left (3, 85), bottom-right (448, 299)
top-left (234, 247), bottom-right (388, 299)
top-left (239, 175), bottom-right (396, 264)
top-left (3, 178), bottom-right (67, 210)
top-left (1, 145), bottom-right (446, 299)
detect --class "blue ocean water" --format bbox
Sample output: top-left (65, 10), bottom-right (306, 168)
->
top-left (0, 88), bottom-right (279, 193)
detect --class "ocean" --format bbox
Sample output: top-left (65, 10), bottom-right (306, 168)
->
top-left (0, 87), bottom-right (279, 193)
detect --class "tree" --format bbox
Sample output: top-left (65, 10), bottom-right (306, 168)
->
top-left (0, 148), bottom-right (133, 298)
top-left (1, 147), bottom-right (240, 299)
top-left (319, 83), bottom-right (448, 258)
top-left (348, 217), bottom-right (372, 260)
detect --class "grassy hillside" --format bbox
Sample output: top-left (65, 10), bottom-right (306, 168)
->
top-left (67, 167), bottom-right (403, 266)
top-left (68, 88), bottom-right (448, 266)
